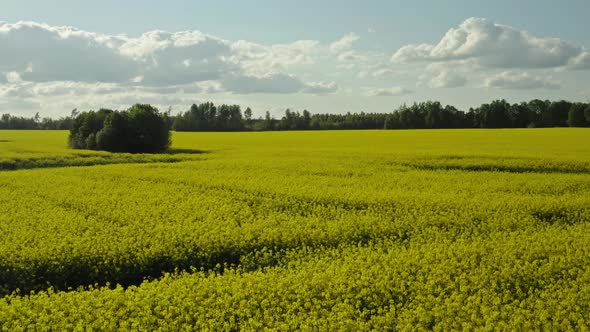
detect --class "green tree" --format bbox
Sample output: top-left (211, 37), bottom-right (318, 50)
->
top-left (97, 112), bottom-right (129, 152)
top-left (568, 103), bottom-right (587, 127)
top-left (126, 104), bottom-right (171, 152)
top-left (69, 104), bottom-right (170, 153)
top-left (548, 100), bottom-right (572, 127)
top-left (264, 111), bottom-right (274, 130)
top-left (527, 99), bottom-right (549, 127)
top-left (509, 103), bottom-right (531, 128)
top-left (302, 110), bottom-right (312, 130)
top-left (244, 107), bottom-right (253, 128)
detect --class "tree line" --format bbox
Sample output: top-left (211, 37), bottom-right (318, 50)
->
top-left (2, 99), bottom-right (590, 131)
top-left (0, 111), bottom-right (75, 130)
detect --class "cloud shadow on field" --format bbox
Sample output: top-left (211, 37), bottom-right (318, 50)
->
top-left (393, 155), bottom-right (590, 175)
top-left (164, 148), bottom-right (210, 155)
top-left (0, 148), bottom-right (211, 171)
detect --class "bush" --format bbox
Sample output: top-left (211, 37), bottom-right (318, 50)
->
top-left (69, 104), bottom-right (171, 153)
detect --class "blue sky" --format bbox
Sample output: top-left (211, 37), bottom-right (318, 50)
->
top-left (1, 0), bottom-right (589, 117)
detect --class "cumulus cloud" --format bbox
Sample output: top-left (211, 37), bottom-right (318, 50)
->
top-left (337, 63), bottom-right (357, 70)
top-left (392, 17), bottom-right (590, 70)
top-left (0, 22), bottom-right (236, 86)
top-left (302, 81), bottom-right (339, 95)
top-left (365, 86), bottom-right (412, 97)
top-left (5, 71), bottom-right (22, 83)
top-left (484, 71), bottom-right (561, 90)
top-left (231, 39), bottom-right (320, 75)
top-left (0, 20), bottom-right (335, 99)
top-left (568, 52), bottom-right (590, 70)
top-left (359, 68), bottom-right (394, 78)
top-left (125, 30), bottom-right (236, 86)
top-left (220, 74), bottom-right (337, 95)
top-left (371, 64), bottom-right (396, 77)
top-left (356, 62), bottom-right (397, 78)
top-left (221, 73), bottom-right (305, 94)
top-left (0, 81), bottom-right (127, 99)
top-left (0, 21), bottom-right (138, 83)
top-left (0, 84), bottom-right (33, 98)
top-left (330, 33), bottom-right (360, 53)
top-left (0, 99), bottom-right (41, 111)
top-left (194, 80), bottom-right (223, 94)
top-left (429, 71), bottom-right (467, 88)
top-left (337, 50), bottom-right (365, 62)
top-left (371, 68), bottom-right (394, 77)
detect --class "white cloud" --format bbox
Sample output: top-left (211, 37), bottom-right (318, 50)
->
top-left (119, 30), bottom-right (175, 58)
top-left (568, 52), bottom-right (590, 70)
top-left (0, 84), bottom-right (33, 98)
top-left (356, 62), bottom-right (396, 78)
top-left (484, 71), bottom-right (561, 90)
top-left (393, 44), bottom-right (434, 63)
top-left (5, 71), bottom-right (22, 83)
top-left (302, 81), bottom-right (338, 95)
top-left (357, 71), bottom-right (369, 79)
top-left (0, 21), bottom-right (138, 83)
top-left (330, 33), bottom-right (360, 53)
top-left (337, 50), bottom-right (365, 62)
top-left (392, 17), bottom-right (590, 70)
top-left (371, 68), bottom-right (394, 77)
top-left (364, 86), bottom-right (412, 97)
top-left (122, 30), bottom-right (235, 86)
top-left (231, 39), bottom-right (320, 75)
top-left (429, 71), bottom-right (467, 88)
top-left (0, 99), bottom-right (41, 111)
top-left (220, 73), bottom-right (337, 95)
top-left (221, 73), bottom-right (304, 94)
top-left (195, 80), bottom-right (223, 94)
top-left (0, 81), bottom-right (126, 98)
top-left (0, 20), bottom-right (337, 99)
top-left (337, 63), bottom-right (357, 70)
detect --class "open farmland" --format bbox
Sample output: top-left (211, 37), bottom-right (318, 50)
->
top-left (1, 128), bottom-right (590, 330)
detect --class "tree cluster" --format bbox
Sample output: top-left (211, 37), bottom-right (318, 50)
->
top-left (380, 99), bottom-right (590, 130)
top-left (469, 99), bottom-right (590, 128)
top-left (172, 102), bottom-right (245, 131)
top-left (68, 104), bottom-right (171, 153)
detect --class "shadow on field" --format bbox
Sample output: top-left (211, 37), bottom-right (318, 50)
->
top-left (400, 163), bottom-right (590, 174)
top-left (0, 140), bottom-right (13, 143)
top-left (0, 191), bottom-right (408, 297)
top-left (395, 155), bottom-right (590, 175)
top-left (0, 149), bottom-right (211, 171)
top-left (0, 233), bottom-right (394, 298)
top-left (164, 148), bottom-right (210, 155)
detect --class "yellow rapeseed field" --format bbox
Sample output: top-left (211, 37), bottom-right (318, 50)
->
top-left (0, 128), bottom-right (589, 330)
